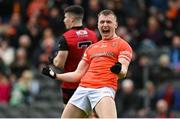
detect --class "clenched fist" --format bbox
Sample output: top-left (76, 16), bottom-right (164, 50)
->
top-left (42, 65), bottom-right (57, 79)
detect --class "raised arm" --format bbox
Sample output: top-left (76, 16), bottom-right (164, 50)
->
top-left (110, 41), bottom-right (132, 79)
top-left (110, 58), bottom-right (131, 79)
top-left (117, 58), bottom-right (130, 79)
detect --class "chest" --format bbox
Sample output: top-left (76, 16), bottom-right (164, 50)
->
top-left (88, 41), bottom-right (120, 59)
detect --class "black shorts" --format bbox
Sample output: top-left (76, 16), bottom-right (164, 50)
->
top-left (62, 88), bottom-right (76, 104)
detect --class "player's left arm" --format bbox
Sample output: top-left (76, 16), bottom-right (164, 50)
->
top-left (117, 58), bottom-right (131, 79)
top-left (118, 42), bottom-right (132, 78)
top-left (110, 42), bottom-right (132, 79)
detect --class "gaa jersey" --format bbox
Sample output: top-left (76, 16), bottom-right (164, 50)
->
top-left (58, 26), bottom-right (98, 89)
top-left (80, 37), bottom-right (132, 90)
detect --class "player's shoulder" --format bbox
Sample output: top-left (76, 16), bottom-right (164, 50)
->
top-left (63, 27), bottom-right (96, 36)
top-left (117, 37), bottom-right (133, 52)
top-left (114, 37), bottom-right (130, 45)
top-left (63, 29), bottom-right (75, 36)
top-left (114, 36), bottom-right (125, 42)
top-left (84, 27), bottom-right (95, 32)
top-left (84, 28), bottom-right (97, 37)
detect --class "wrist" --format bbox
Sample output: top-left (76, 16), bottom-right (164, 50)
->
top-left (110, 62), bottom-right (122, 74)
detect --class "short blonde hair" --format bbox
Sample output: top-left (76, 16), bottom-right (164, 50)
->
top-left (98, 9), bottom-right (117, 22)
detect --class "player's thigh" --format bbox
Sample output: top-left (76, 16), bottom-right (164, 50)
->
top-left (61, 103), bottom-right (87, 118)
top-left (95, 96), bottom-right (117, 118)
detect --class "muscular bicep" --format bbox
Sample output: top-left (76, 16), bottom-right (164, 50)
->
top-left (53, 51), bottom-right (68, 68)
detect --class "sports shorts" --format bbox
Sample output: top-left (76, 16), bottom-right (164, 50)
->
top-left (68, 86), bottom-right (115, 115)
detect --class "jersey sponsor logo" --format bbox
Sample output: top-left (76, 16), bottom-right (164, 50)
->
top-left (76, 30), bottom-right (88, 37)
top-left (90, 52), bottom-right (115, 59)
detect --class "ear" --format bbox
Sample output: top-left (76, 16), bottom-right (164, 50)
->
top-left (70, 17), bottom-right (74, 23)
top-left (71, 16), bottom-right (76, 23)
top-left (115, 22), bottom-right (118, 29)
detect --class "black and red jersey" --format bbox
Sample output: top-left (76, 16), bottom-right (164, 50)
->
top-left (58, 26), bottom-right (98, 89)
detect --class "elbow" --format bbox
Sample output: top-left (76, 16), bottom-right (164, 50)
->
top-left (53, 59), bottom-right (64, 68)
top-left (121, 72), bottom-right (127, 78)
top-left (73, 70), bottom-right (83, 82)
top-left (53, 59), bottom-right (58, 67)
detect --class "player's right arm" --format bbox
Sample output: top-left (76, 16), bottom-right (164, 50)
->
top-left (42, 60), bottom-right (89, 82)
top-left (57, 60), bottom-right (89, 82)
top-left (53, 51), bottom-right (68, 68)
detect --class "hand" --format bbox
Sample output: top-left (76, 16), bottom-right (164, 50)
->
top-left (42, 65), bottom-right (57, 79)
top-left (49, 65), bottom-right (64, 74)
top-left (110, 62), bottom-right (122, 74)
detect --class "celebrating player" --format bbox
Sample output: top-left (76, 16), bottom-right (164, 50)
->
top-left (43, 9), bottom-right (132, 118)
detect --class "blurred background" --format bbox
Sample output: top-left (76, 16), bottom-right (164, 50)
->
top-left (0, 0), bottom-right (180, 118)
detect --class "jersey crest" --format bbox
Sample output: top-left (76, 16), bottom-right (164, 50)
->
top-left (76, 30), bottom-right (88, 37)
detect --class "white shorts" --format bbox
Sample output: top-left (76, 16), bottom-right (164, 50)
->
top-left (68, 86), bottom-right (115, 115)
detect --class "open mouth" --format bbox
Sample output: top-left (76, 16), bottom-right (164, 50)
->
top-left (102, 29), bottom-right (110, 34)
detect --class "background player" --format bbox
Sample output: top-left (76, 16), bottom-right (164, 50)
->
top-left (51, 5), bottom-right (98, 105)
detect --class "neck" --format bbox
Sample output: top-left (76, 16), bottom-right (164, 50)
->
top-left (102, 34), bottom-right (118, 40)
top-left (72, 21), bottom-right (83, 27)
top-left (113, 34), bottom-right (118, 38)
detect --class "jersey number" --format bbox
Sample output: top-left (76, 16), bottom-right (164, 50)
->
top-left (78, 41), bottom-right (92, 49)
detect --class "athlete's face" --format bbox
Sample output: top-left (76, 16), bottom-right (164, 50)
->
top-left (98, 14), bottom-right (117, 40)
top-left (64, 13), bottom-right (74, 29)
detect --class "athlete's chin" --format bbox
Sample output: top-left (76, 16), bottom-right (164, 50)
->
top-left (102, 35), bottom-right (112, 40)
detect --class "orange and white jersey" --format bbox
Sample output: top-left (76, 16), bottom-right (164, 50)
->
top-left (80, 37), bottom-right (132, 90)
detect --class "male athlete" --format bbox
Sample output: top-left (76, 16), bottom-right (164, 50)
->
top-left (43, 9), bottom-right (132, 118)
top-left (51, 5), bottom-right (98, 105)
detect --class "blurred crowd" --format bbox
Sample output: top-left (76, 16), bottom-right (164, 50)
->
top-left (0, 0), bottom-right (180, 118)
